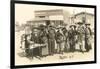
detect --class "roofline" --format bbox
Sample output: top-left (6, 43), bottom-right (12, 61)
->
top-left (35, 9), bottom-right (63, 12)
top-left (74, 12), bottom-right (94, 17)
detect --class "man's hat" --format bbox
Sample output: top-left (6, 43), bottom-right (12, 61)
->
top-left (39, 24), bottom-right (46, 30)
top-left (49, 25), bottom-right (53, 27)
top-left (85, 23), bottom-right (91, 26)
top-left (56, 25), bottom-right (62, 29)
top-left (77, 22), bottom-right (83, 25)
top-left (62, 27), bottom-right (66, 30)
top-left (70, 25), bottom-right (76, 28)
top-left (32, 27), bottom-right (40, 31)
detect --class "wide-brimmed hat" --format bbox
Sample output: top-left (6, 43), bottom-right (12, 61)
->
top-left (62, 27), bottom-right (66, 30)
top-left (32, 27), bottom-right (40, 31)
top-left (56, 27), bottom-right (63, 29)
top-left (77, 22), bottom-right (84, 25)
top-left (85, 23), bottom-right (91, 26)
top-left (39, 24), bottom-right (46, 30)
top-left (70, 25), bottom-right (76, 28)
top-left (49, 25), bottom-right (53, 27)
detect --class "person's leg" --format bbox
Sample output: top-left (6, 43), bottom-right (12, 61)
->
top-left (67, 40), bottom-right (70, 52)
top-left (50, 40), bottom-right (52, 55)
top-left (85, 37), bottom-right (88, 52)
top-left (51, 40), bottom-right (53, 55)
top-left (82, 39), bottom-right (85, 52)
top-left (70, 40), bottom-right (73, 52)
top-left (25, 49), bottom-right (29, 57)
top-left (69, 41), bottom-right (71, 52)
top-left (61, 42), bottom-right (65, 54)
top-left (57, 43), bottom-right (60, 54)
top-left (80, 40), bottom-right (85, 53)
top-left (31, 48), bottom-right (34, 59)
top-left (64, 41), bottom-right (66, 51)
top-left (59, 43), bottom-right (62, 54)
top-left (79, 41), bottom-right (82, 52)
top-left (73, 40), bottom-right (76, 52)
top-left (48, 39), bottom-right (51, 55)
top-left (51, 39), bottom-right (55, 55)
top-left (50, 39), bottom-right (53, 55)
top-left (85, 37), bottom-right (91, 52)
top-left (55, 41), bottom-right (58, 53)
top-left (88, 38), bottom-right (92, 51)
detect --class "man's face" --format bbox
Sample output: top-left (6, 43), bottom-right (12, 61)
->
top-left (70, 27), bottom-right (73, 30)
top-left (33, 29), bottom-right (39, 34)
top-left (86, 25), bottom-right (89, 28)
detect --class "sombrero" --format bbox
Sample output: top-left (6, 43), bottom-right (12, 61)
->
top-left (77, 22), bottom-right (84, 25)
top-left (70, 24), bottom-right (76, 28)
top-left (85, 23), bottom-right (91, 26)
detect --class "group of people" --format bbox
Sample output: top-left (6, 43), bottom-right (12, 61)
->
top-left (20, 22), bottom-right (93, 59)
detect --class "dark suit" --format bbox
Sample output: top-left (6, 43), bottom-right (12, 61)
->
top-left (85, 27), bottom-right (92, 52)
top-left (48, 28), bottom-right (56, 55)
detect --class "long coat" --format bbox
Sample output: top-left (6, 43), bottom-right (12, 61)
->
top-left (85, 27), bottom-right (92, 51)
top-left (77, 26), bottom-right (85, 43)
top-left (30, 33), bottom-right (40, 56)
top-left (77, 26), bottom-right (86, 51)
top-left (68, 29), bottom-right (76, 52)
top-left (47, 28), bottom-right (56, 55)
top-left (55, 31), bottom-right (65, 53)
top-left (39, 30), bottom-right (49, 56)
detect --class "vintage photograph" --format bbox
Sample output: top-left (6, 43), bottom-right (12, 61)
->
top-left (13, 1), bottom-right (96, 66)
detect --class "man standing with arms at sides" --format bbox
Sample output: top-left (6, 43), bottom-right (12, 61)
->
top-left (55, 28), bottom-right (65, 54)
top-left (46, 21), bottom-right (56, 56)
top-left (77, 22), bottom-right (86, 53)
top-left (68, 25), bottom-right (76, 52)
top-left (62, 27), bottom-right (69, 52)
top-left (85, 24), bottom-right (92, 52)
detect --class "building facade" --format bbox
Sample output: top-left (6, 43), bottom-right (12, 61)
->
top-left (72, 12), bottom-right (94, 30)
top-left (27, 9), bottom-right (71, 28)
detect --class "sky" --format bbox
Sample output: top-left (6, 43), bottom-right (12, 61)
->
top-left (15, 3), bottom-right (94, 25)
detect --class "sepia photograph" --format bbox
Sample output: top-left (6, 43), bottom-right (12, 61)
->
top-left (11, 0), bottom-right (96, 68)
